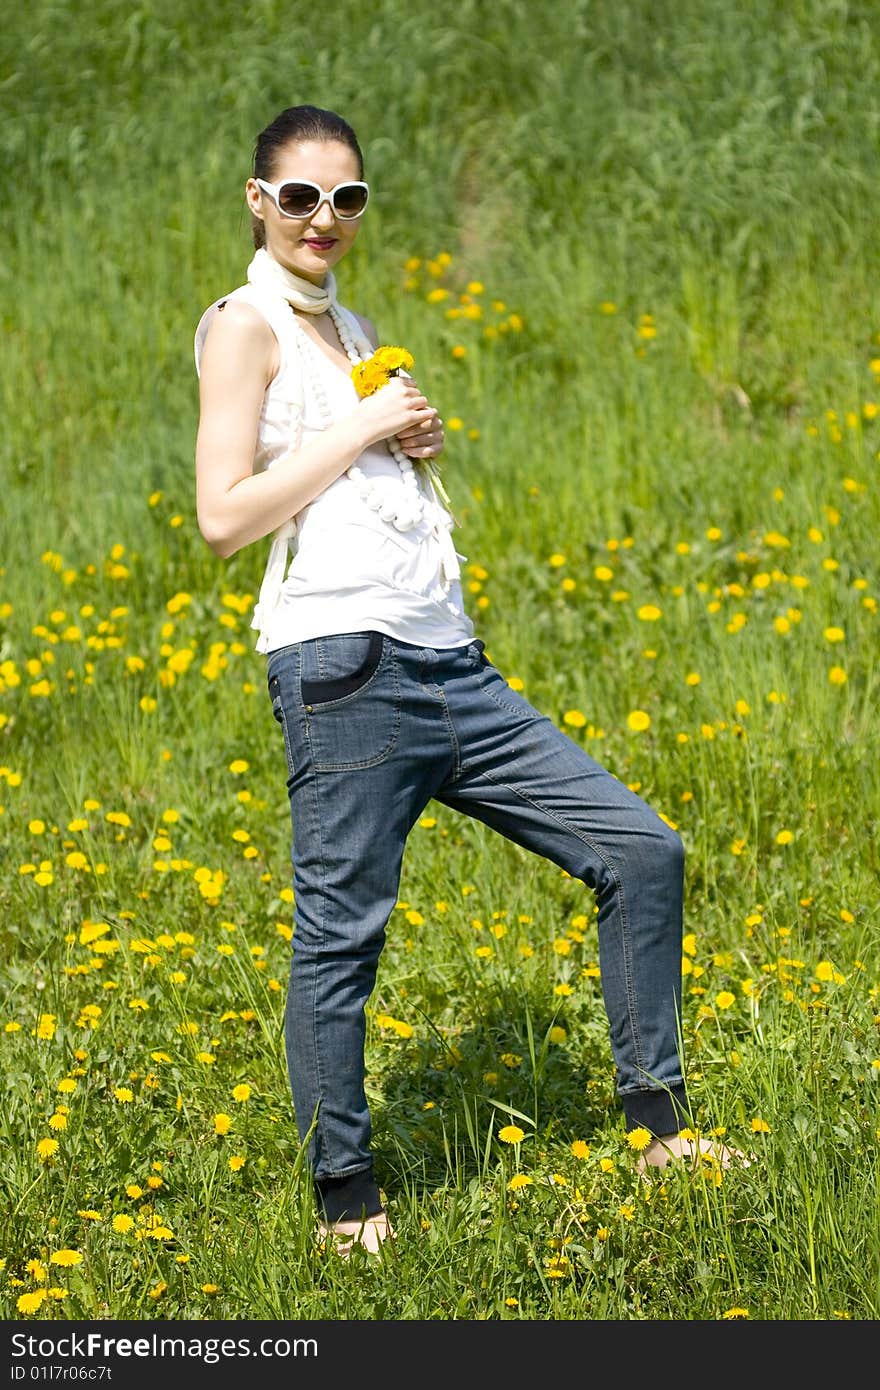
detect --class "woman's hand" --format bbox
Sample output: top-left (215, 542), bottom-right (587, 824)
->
top-left (393, 373), bottom-right (443, 458)
top-left (355, 375), bottom-right (437, 451)
top-left (395, 404), bottom-right (445, 458)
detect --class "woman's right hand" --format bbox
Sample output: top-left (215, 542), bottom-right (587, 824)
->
top-left (354, 376), bottom-right (437, 449)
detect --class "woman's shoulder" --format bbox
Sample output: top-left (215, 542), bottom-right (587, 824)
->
top-left (194, 289), bottom-right (277, 377)
top-left (198, 287), bottom-right (278, 339)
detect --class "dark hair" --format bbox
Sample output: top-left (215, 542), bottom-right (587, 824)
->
top-left (250, 104), bottom-right (365, 249)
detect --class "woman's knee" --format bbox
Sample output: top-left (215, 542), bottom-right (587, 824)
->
top-left (589, 810), bottom-right (684, 899)
top-left (640, 815), bottom-right (685, 893)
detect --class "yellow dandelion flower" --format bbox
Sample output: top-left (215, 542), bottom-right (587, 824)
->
top-left (507, 1173), bottom-right (534, 1191)
top-left (637, 604), bottom-right (662, 621)
top-left (37, 1137), bottom-right (59, 1161)
top-left (571, 1140), bottom-right (590, 1160)
top-left (49, 1249), bottom-right (83, 1268)
top-left (112, 1214), bottom-right (135, 1233)
top-left (17, 1290), bottom-right (48, 1314)
top-left (626, 1127), bottom-right (653, 1152)
top-left (231, 1083), bottom-right (251, 1103)
top-left (350, 361), bottom-right (385, 397)
top-left (48, 1112), bottom-right (68, 1131)
top-left (563, 709), bottom-right (586, 728)
top-left (829, 666), bottom-right (847, 685)
top-left (498, 1124), bottom-right (525, 1144)
top-left (229, 1155), bottom-right (246, 1172)
top-left (722, 1307), bottom-right (750, 1319)
top-left (627, 709), bottom-right (651, 733)
top-left (214, 1113), bottom-right (232, 1135)
top-left (715, 991), bottom-right (736, 1010)
top-left (751, 1117), bottom-right (771, 1133)
top-left (77, 1210), bottom-right (102, 1222)
top-left (113, 1087), bottom-right (134, 1103)
top-left (373, 345), bottom-right (414, 373)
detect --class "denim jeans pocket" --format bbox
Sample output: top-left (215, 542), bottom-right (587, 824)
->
top-left (299, 632), bottom-right (401, 770)
top-left (475, 655), bottom-right (538, 718)
top-left (300, 631), bottom-right (384, 705)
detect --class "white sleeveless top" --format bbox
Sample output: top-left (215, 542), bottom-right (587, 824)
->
top-left (194, 282), bottom-right (474, 654)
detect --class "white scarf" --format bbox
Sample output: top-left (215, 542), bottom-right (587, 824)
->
top-left (246, 246), bottom-right (337, 314)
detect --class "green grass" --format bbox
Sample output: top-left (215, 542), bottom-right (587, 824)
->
top-left (1, 0), bottom-right (879, 1321)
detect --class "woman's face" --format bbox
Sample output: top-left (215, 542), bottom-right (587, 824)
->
top-left (245, 138), bottom-right (365, 285)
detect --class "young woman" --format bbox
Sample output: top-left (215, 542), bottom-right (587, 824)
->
top-left (194, 104), bottom-right (739, 1255)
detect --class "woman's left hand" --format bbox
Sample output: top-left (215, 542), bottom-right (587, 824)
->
top-left (394, 378), bottom-right (444, 458)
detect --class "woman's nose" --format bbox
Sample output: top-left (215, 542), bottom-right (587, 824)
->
top-left (310, 201), bottom-right (336, 230)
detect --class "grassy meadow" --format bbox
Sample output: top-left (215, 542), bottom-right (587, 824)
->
top-left (1, 0), bottom-right (879, 1321)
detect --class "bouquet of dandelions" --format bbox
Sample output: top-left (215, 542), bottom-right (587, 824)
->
top-left (351, 345), bottom-right (455, 515)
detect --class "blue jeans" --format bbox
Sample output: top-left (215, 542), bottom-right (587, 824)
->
top-left (266, 632), bottom-right (690, 1217)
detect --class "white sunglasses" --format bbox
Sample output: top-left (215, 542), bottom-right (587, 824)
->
top-left (255, 176), bottom-right (370, 221)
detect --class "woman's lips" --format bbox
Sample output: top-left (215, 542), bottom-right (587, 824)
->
top-left (304, 238), bottom-right (336, 250)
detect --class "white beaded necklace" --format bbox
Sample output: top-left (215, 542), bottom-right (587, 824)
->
top-left (292, 303), bottom-right (427, 533)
